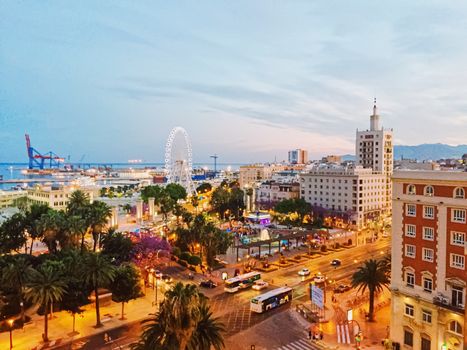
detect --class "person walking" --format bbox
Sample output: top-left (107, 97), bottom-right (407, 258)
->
top-left (308, 330), bottom-right (312, 340)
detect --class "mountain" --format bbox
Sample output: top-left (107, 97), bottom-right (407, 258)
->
top-left (394, 144), bottom-right (467, 161)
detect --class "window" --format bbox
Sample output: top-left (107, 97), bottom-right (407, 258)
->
top-left (405, 304), bottom-right (414, 317)
top-left (405, 224), bottom-right (416, 237)
top-left (450, 254), bottom-right (465, 269)
top-left (451, 231), bottom-right (465, 246)
top-left (407, 184), bottom-right (416, 195)
top-left (423, 227), bottom-right (434, 241)
top-left (421, 337), bottom-right (431, 350)
top-left (424, 186), bottom-right (434, 196)
top-left (452, 286), bottom-right (464, 308)
top-left (423, 206), bottom-right (434, 219)
top-left (450, 321), bottom-right (462, 335)
top-left (422, 310), bottom-right (432, 324)
top-left (404, 330), bottom-right (413, 346)
top-left (405, 244), bottom-right (416, 258)
top-left (452, 209), bottom-right (466, 223)
top-left (423, 277), bottom-right (433, 292)
top-left (406, 272), bottom-right (415, 288)
top-left (406, 204), bottom-right (416, 217)
top-left (422, 248), bottom-right (434, 262)
top-left (454, 187), bottom-right (465, 199)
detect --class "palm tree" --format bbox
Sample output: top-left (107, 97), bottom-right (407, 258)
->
top-left (82, 252), bottom-right (116, 327)
top-left (37, 210), bottom-right (67, 253)
top-left (25, 264), bottom-right (66, 342)
top-left (67, 190), bottom-right (90, 216)
top-left (2, 256), bottom-right (34, 324)
top-left (351, 259), bottom-right (390, 322)
top-left (131, 283), bottom-right (225, 350)
top-left (66, 215), bottom-right (88, 252)
top-left (88, 201), bottom-right (112, 251)
top-left (24, 203), bottom-right (50, 254)
top-left (188, 299), bottom-right (225, 350)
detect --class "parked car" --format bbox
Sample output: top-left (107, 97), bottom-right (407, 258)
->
top-left (298, 268), bottom-right (311, 276)
top-left (214, 257), bottom-right (228, 265)
top-left (313, 273), bottom-right (326, 284)
top-left (161, 275), bottom-right (173, 283)
top-left (199, 280), bottom-right (218, 288)
top-left (252, 280), bottom-right (269, 291)
top-left (333, 284), bottom-right (351, 293)
top-left (331, 259), bottom-right (342, 266)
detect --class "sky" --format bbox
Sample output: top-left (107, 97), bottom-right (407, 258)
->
top-left (1, 1), bottom-right (467, 163)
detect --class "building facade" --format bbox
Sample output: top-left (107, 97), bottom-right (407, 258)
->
top-left (239, 164), bottom-right (285, 188)
top-left (256, 181), bottom-right (300, 209)
top-left (300, 164), bottom-right (386, 229)
top-left (390, 170), bottom-right (467, 350)
top-left (288, 149), bottom-right (308, 165)
top-left (356, 102), bottom-right (393, 212)
top-left (0, 190), bottom-right (26, 209)
top-left (27, 184), bottom-right (98, 210)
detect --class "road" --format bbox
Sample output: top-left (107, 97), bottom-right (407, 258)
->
top-left (55, 238), bottom-right (390, 349)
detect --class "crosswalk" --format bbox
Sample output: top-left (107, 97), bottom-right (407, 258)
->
top-left (274, 339), bottom-right (324, 350)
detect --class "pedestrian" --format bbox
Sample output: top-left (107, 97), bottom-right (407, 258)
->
top-left (308, 330), bottom-right (312, 340)
top-left (319, 331), bottom-right (323, 340)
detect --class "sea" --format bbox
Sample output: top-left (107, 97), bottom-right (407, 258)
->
top-left (0, 162), bottom-right (242, 190)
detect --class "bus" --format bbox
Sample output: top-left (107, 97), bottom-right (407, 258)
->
top-left (224, 271), bottom-right (261, 293)
top-left (250, 287), bottom-right (293, 313)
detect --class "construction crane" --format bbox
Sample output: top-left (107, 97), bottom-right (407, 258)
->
top-left (210, 154), bottom-right (218, 175)
top-left (25, 134), bottom-right (65, 169)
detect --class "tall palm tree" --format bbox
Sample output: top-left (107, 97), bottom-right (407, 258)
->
top-left (88, 201), bottom-right (112, 251)
top-left (351, 258), bottom-right (390, 322)
top-left (37, 210), bottom-right (66, 253)
top-left (67, 190), bottom-right (90, 216)
top-left (25, 264), bottom-right (66, 342)
top-left (82, 252), bottom-right (116, 327)
top-left (66, 215), bottom-right (88, 252)
top-left (2, 256), bottom-right (34, 324)
top-left (188, 299), bottom-right (225, 350)
top-left (131, 283), bottom-right (225, 350)
top-left (24, 203), bottom-right (50, 254)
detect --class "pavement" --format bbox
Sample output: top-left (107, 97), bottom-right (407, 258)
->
top-left (0, 237), bottom-right (391, 350)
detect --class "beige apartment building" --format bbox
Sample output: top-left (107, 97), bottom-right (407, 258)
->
top-left (300, 164), bottom-right (386, 229)
top-left (0, 190), bottom-right (26, 209)
top-left (390, 170), bottom-right (467, 350)
top-left (27, 184), bottom-right (98, 210)
top-left (239, 164), bottom-right (285, 188)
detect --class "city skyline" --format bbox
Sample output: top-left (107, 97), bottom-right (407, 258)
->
top-left (2, 1), bottom-right (467, 163)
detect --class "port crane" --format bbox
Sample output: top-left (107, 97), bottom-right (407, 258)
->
top-left (25, 134), bottom-right (65, 169)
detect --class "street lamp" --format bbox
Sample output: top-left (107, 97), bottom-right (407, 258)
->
top-left (8, 319), bottom-right (14, 349)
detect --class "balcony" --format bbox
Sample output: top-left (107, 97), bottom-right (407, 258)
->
top-left (433, 296), bottom-right (464, 314)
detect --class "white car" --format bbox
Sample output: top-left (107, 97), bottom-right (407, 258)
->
top-left (313, 273), bottom-right (326, 283)
top-left (252, 280), bottom-right (269, 291)
top-left (298, 268), bottom-right (311, 276)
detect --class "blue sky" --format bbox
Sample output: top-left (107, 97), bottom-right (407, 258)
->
top-left (1, 1), bottom-right (467, 163)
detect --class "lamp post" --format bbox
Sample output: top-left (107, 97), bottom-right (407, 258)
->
top-left (8, 319), bottom-right (14, 349)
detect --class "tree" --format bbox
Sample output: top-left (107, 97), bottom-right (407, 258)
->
top-left (66, 215), bottom-right (88, 253)
top-left (110, 264), bottom-right (143, 320)
top-left (67, 190), bottom-right (90, 216)
top-left (2, 256), bottom-right (34, 324)
top-left (196, 183), bottom-right (212, 194)
top-left (274, 198), bottom-right (311, 226)
top-left (131, 283), bottom-right (224, 350)
top-left (351, 259), bottom-right (390, 322)
top-left (82, 252), bottom-right (116, 327)
top-left (25, 264), bottom-right (66, 342)
top-left (165, 183), bottom-right (187, 202)
top-left (101, 231), bottom-right (134, 265)
top-left (210, 187), bottom-right (230, 220)
top-left (0, 213), bottom-right (27, 254)
top-left (24, 204), bottom-right (50, 254)
top-left (190, 196), bottom-right (199, 214)
top-left (199, 221), bottom-right (232, 268)
top-left (88, 201), bottom-right (112, 252)
top-left (37, 210), bottom-right (67, 254)
top-left (140, 185), bottom-right (165, 204)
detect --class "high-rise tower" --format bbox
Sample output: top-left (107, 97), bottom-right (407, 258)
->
top-left (356, 100), bottom-right (393, 212)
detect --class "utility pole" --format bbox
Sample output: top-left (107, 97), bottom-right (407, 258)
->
top-left (210, 154), bottom-right (218, 175)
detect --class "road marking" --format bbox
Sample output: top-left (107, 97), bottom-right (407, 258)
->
top-left (275, 339), bottom-right (322, 350)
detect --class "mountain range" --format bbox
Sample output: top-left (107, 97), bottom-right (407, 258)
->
top-left (342, 143), bottom-right (467, 161)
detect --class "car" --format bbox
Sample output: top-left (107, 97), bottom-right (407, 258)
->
top-left (333, 284), bottom-right (351, 293)
top-left (199, 280), bottom-right (218, 288)
top-left (214, 257), bottom-right (228, 265)
top-left (298, 268), bottom-right (311, 276)
top-left (154, 270), bottom-right (163, 279)
top-left (331, 259), bottom-right (342, 266)
top-left (313, 273), bottom-right (326, 284)
top-left (161, 275), bottom-right (173, 283)
top-left (252, 280), bottom-right (269, 291)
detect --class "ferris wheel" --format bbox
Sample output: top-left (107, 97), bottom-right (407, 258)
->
top-left (164, 127), bottom-right (196, 195)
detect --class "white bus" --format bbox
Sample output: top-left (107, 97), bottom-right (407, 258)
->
top-left (224, 271), bottom-right (261, 293)
top-left (250, 287), bottom-right (293, 313)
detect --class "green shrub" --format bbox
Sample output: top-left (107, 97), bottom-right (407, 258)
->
top-left (188, 255), bottom-right (202, 266)
top-left (179, 251), bottom-right (191, 262)
top-left (172, 247), bottom-right (181, 257)
top-left (179, 260), bottom-right (188, 267)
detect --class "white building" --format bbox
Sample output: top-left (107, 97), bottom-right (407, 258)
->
top-left (356, 101), bottom-right (393, 212)
top-left (27, 184), bottom-right (98, 210)
top-left (256, 181), bottom-right (300, 209)
top-left (288, 149), bottom-right (308, 165)
top-left (0, 190), bottom-right (26, 209)
top-left (300, 164), bottom-right (386, 229)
